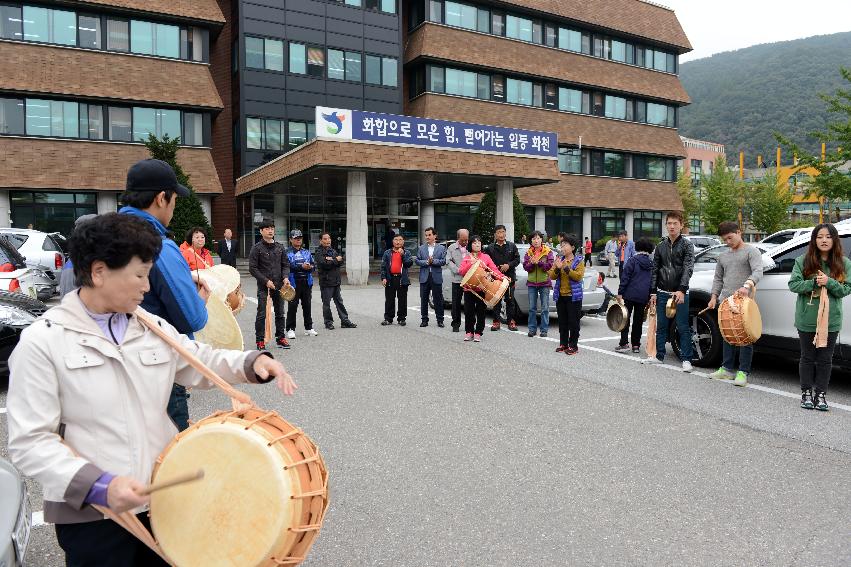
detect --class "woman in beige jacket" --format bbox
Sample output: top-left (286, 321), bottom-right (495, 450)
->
top-left (6, 213), bottom-right (296, 566)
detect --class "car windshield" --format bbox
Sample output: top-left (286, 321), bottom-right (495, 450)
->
top-left (762, 232), bottom-right (793, 245)
top-left (1, 232), bottom-right (28, 249)
top-left (0, 237), bottom-right (25, 269)
top-left (696, 245), bottom-right (726, 262)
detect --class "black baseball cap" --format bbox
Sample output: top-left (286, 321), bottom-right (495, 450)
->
top-left (126, 159), bottom-right (190, 197)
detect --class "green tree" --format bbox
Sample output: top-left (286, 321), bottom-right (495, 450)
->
top-left (143, 134), bottom-right (210, 245)
top-left (676, 167), bottom-right (699, 230)
top-left (701, 156), bottom-right (743, 234)
top-left (749, 169), bottom-right (793, 234)
top-left (472, 189), bottom-right (530, 244)
top-left (776, 66), bottom-right (851, 204)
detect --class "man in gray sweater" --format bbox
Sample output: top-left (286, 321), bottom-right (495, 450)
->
top-left (446, 228), bottom-right (469, 332)
top-left (707, 221), bottom-right (763, 386)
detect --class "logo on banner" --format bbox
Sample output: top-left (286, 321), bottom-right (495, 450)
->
top-left (321, 111), bottom-right (345, 135)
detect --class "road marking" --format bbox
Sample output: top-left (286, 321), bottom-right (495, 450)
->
top-left (32, 510), bottom-right (47, 527)
top-left (413, 305), bottom-right (851, 414)
top-left (578, 335), bottom-right (646, 343)
top-left (245, 297), bottom-right (258, 305)
top-left (0, 407), bottom-right (6, 414)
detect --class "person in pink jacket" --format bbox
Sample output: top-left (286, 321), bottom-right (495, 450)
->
top-left (459, 235), bottom-right (504, 342)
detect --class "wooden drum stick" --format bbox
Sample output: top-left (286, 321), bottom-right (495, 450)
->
top-left (140, 469), bottom-right (205, 496)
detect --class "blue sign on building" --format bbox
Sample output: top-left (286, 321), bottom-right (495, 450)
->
top-left (316, 107), bottom-right (558, 159)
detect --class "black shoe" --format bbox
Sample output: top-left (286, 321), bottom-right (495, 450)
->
top-left (437, 321), bottom-right (445, 328)
top-left (540, 331), bottom-right (547, 338)
top-left (814, 391), bottom-right (829, 411)
top-left (420, 321), bottom-right (428, 327)
top-left (325, 323), bottom-right (335, 330)
top-left (381, 320), bottom-right (393, 326)
top-left (452, 325), bottom-right (460, 332)
top-left (801, 389), bottom-right (814, 410)
top-left (528, 330), bottom-right (536, 337)
top-left (342, 320), bottom-right (357, 328)
top-left (398, 320), bottom-right (406, 326)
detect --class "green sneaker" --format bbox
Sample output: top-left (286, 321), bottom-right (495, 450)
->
top-left (709, 367), bottom-right (734, 380)
top-left (734, 371), bottom-right (748, 387)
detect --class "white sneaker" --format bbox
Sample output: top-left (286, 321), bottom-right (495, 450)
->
top-left (305, 329), bottom-right (318, 336)
top-left (682, 361), bottom-right (693, 373)
top-left (286, 330), bottom-right (296, 340)
top-left (641, 357), bottom-right (662, 365)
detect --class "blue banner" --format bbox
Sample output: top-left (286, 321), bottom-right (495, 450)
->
top-left (316, 107), bottom-right (557, 159)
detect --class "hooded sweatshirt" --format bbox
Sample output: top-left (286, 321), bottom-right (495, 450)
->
top-left (618, 252), bottom-right (653, 304)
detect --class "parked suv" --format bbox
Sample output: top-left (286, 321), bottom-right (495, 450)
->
top-left (683, 235), bottom-right (722, 251)
top-left (0, 228), bottom-right (64, 285)
top-left (674, 227), bottom-right (851, 367)
top-left (0, 457), bottom-right (31, 567)
top-left (758, 228), bottom-right (812, 250)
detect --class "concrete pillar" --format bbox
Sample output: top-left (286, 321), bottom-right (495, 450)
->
top-left (345, 171), bottom-right (369, 285)
top-left (96, 192), bottom-right (117, 215)
top-left (495, 180), bottom-right (514, 242)
top-left (624, 209), bottom-right (634, 237)
top-left (419, 201), bottom-right (435, 244)
top-left (273, 194), bottom-right (287, 242)
top-left (582, 208), bottom-right (592, 242)
top-left (534, 206), bottom-right (546, 232)
top-left (388, 197), bottom-right (400, 221)
top-left (0, 190), bottom-right (9, 228)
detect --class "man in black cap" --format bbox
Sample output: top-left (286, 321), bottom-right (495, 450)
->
top-left (119, 158), bottom-right (210, 431)
top-left (285, 229), bottom-right (317, 338)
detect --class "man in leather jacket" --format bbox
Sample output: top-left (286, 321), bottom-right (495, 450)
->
top-left (644, 211), bottom-right (696, 371)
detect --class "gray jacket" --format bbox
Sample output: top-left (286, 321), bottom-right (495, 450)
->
top-left (446, 242), bottom-right (468, 284)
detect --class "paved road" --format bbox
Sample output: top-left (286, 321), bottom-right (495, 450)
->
top-left (2, 279), bottom-right (851, 566)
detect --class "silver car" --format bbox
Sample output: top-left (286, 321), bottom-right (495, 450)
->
top-left (437, 244), bottom-right (605, 319)
top-left (673, 228), bottom-right (851, 367)
top-left (0, 458), bottom-right (31, 567)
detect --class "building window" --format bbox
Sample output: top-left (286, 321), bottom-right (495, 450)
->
top-left (130, 20), bottom-right (180, 58)
top-left (604, 95), bottom-right (628, 120)
top-left (633, 211), bottom-right (662, 239)
top-left (428, 0), bottom-right (442, 23)
top-left (646, 102), bottom-right (668, 126)
top-left (558, 27), bottom-right (580, 52)
top-left (77, 14), bottom-right (100, 49)
top-left (22, 6), bottom-right (76, 45)
top-left (476, 7), bottom-right (489, 32)
top-left (183, 112), bottom-right (203, 146)
top-left (0, 97), bottom-right (24, 134)
top-left (603, 152), bottom-right (625, 177)
top-left (106, 18), bottom-right (129, 51)
top-left (491, 74), bottom-right (504, 101)
top-left (558, 87), bottom-right (583, 113)
top-left (246, 117), bottom-right (263, 149)
top-left (558, 147), bottom-right (581, 174)
top-left (428, 65), bottom-right (445, 93)
top-left (591, 209), bottom-right (626, 244)
top-left (0, 4), bottom-right (22, 40)
top-left (79, 103), bottom-right (103, 140)
top-left (491, 11), bottom-right (504, 36)
top-left (25, 99), bottom-right (78, 138)
top-left (506, 78), bottom-right (533, 106)
top-left (365, 0), bottom-right (396, 13)
top-left (132, 108), bottom-right (180, 142)
top-left (108, 107), bottom-right (131, 141)
top-left (445, 68), bottom-right (477, 97)
top-left (289, 42), bottom-right (306, 74)
top-left (365, 55), bottom-right (397, 87)
top-left (505, 14), bottom-right (533, 42)
top-left (327, 48), bottom-right (361, 81)
top-left (246, 36), bottom-right (284, 71)
top-left (444, 1), bottom-right (476, 30)
top-left (287, 121), bottom-right (315, 150)
top-left (307, 46), bottom-right (325, 77)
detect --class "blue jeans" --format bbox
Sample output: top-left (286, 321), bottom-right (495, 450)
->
top-left (527, 286), bottom-right (550, 333)
top-left (722, 341), bottom-right (753, 374)
top-left (655, 290), bottom-right (692, 362)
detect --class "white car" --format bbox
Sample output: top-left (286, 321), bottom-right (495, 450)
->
top-left (437, 244), bottom-right (605, 319)
top-left (0, 229), bottom-right (64, 297)
top-left (675, 227), bottom-right (851, 367)
top-left (0, 457), bottom-right (31, 567)
top-left (0, 236), bottom-right (54, 300)
top-left (758, 228), bottom-right (812, 250)
top-left (692, 243), bottom-right (768, 272)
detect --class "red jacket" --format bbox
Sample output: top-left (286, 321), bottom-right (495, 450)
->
top-left (181, 244), bottom-right (213, 270)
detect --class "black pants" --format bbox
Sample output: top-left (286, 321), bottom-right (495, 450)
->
top-left (618, 263), bottom-right (624, 280)
top-left (584, 255), bottom-right (592, 267)
top-left (420, 275), bottom-right (444, 323)
top-left (463, 290), bottom-right (487, 334)
top-left (56, 514), bottom-right (169, 567)
top-left (384, 276), bottom-right (408, 322)
top-left (799, 330), bottom-right (838, 393)
top-left (166, 383), bottom-right (189, 431)
top-left (286, 279), bottom-right (313, 331)
top-left (620, 300), bottom-right (647, 347)
top-left (556, 296), bottom-right (582, 348)
top-left (451, 282), bottom-right (463, 328)
top-left (320, 285), bottom-right (349, 325)
top-left (255, 286), bottom-right (286, 341)
top-left (495, 281), bottom-right (518, 324)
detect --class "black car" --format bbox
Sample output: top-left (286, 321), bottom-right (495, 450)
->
top-left (0, 291), bottom-right (48, 382)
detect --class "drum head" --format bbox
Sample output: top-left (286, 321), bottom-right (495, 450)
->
top-left (195, 296), bottom-right (244, 351)
top-left (741, 297), bottom-right (762, 341)
top-left (459, 260), bottom-right (481, 287)
top-left (151, 422), bottom-right (297, 567)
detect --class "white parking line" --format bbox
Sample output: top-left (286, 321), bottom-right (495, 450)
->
top-left (0, 407), bottom-right (6, 414)
top-left (412, 305), bottom-right (851, 414)
top-left (32, 510), bottom-right (47, 527)
top-left (245, 297), bottom-right (258, 305)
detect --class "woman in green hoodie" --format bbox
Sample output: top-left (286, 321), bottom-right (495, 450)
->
top-left (788, 223), bottom-right (851, 411)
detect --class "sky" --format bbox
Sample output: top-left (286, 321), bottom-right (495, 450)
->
top-left (662, 0), bottom-right (851, 62)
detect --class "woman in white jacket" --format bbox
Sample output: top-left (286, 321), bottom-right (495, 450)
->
top-left (6, 213), bottom-right (297, 566)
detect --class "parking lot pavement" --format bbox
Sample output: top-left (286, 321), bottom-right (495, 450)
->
top-left (3, 280), bottom-right (851, 566)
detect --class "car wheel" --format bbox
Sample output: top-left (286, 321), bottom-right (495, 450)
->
top-left (671, 307), bottom-right (722, 367)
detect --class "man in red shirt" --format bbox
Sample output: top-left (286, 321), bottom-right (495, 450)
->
top-left (380, 234), bottom-right (413, 325)
top-left (584, 236), bottom-right (593, 267)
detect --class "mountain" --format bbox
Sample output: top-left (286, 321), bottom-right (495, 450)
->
top-left (677, 31), bottom-right (851, 167)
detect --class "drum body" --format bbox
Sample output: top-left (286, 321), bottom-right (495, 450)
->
top-left (718, 294), bottom-right (762, 346)
top-left (460, 259), bottom-right (509, 308)
top-left (150, 409), bottom-right (329, 567)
